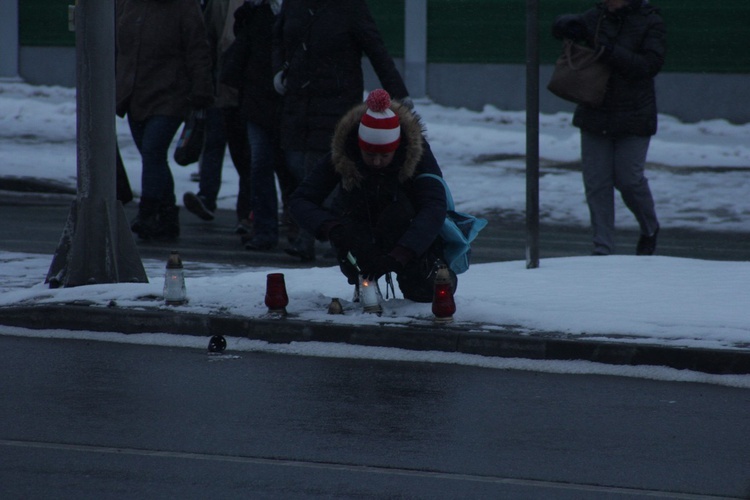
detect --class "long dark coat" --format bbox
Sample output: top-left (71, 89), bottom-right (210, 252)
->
top-left (289, 101), bottom-right (446, 259)
top-left (272, 0), bottom-right (409, 152)
top-left (232, 2), bottom-right (281, 132)
top-left (116, 0), bottom-right (214, 121)
top-left (203, 0), bottom-right (244, 109)
top-left (556, 1), bottom-right (667, 137)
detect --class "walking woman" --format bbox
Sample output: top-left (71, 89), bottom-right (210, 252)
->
top-left (116, 0), bottom-right (214, 240)
top-left (553, 0), bottom-right (667, 255)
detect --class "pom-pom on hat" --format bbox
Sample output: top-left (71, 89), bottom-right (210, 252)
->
top-left (358, 89), bottom-right (401, 153)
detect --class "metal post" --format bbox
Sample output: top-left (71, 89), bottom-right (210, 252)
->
top-left (525, 0), bottom-right (540, 269)
top-left (47, 0), bottom-right (147, 287)
top-left (0, 0), bottom-right (21, 81)
top-left (404, 0), bottom-right (427, 98)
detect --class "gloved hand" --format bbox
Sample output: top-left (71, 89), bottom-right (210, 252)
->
top-left (552, 14), bottom-right (588, 41)
top-left (360, 254), bottom-right (403, 281)
top-left (400, 96), bottom-right (414, 110)
top-left (273, 71), bottom-right (287, 95)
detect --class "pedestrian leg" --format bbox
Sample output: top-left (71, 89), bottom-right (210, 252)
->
top-left (223, 106), bottom-right (253, 227)
top-left (613, 135), bottom-right (659, 238)
top-left (183, 107), bottom-right (226, 221)
top-left (244, 121), bottom-right (279, 250)
top-left (128, 115), bottom-right (182, 239)
top-left (581, 130), bottom-right (616, 255)
top-left (283, 149), bottom-right (326, 261)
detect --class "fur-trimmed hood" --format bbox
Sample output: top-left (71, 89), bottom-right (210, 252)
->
top-left (331, 101), bottom-right (426, 191)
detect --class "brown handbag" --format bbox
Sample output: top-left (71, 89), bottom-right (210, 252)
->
top-left (547, 40), bottom-right (611, 107)
top-left (547, 16), bottom-right (611, 108)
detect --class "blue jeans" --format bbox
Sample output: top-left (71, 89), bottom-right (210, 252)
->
top-left (223, 107), bottom-right (252, 220)
top-left (196, 107), bottom-right (227, 211)
top-left (247, 121), bottom-right (279, 243)
top-left (285, 149), bottom-right (327, 253)
top-left (128, 115), bottom-right (182, 205)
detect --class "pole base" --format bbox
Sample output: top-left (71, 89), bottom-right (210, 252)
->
top-left (47, 197), bottom-right (148, 288)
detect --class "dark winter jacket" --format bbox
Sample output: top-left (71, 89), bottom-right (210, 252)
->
top-left (233, 1), bottom-right (281, 132)
top-left (289, 101), bottom-right (446, 260)
top-left (116, 0), bottom-right (214, 121)
top-left (204, 0), bottom-right (244, 108)
top-left (554, 1), bottom-right (667, 137)
top-left (273, 0), bottom-right (409, 151)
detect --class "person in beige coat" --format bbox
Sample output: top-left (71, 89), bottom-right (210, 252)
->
top-left (116, 0), bottom-right (214, 240)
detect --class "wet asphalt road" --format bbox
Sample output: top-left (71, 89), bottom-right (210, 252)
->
top-left (2, 197), bottom-right (750, 497)
top-left (2, 335), bottom-right (750, 499)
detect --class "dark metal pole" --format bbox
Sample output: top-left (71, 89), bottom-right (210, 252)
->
top-left (525, 0), bottom-right (540, 269)
top-left (0, 0), bottom-right (20, 81)
top-left (404, 0), bottom-right (427, 98)
top-left (77, 0), bottom-right (116, 203)
top-left (47, 0), bottom-right (147, 287)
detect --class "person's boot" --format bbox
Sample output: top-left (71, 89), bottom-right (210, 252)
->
top-left (636, 224), bottom-right (659, 256)
top-left (131, 198), bottom-right (160, 240)
top-left (153, 204), bottom-right (180, 240)
top-left (183, 192), bottom-right (215, 221)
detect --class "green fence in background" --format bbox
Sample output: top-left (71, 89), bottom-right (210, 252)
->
top-left (19, 0), bottom-right (750, 73)
top-left (369, 0), bottom-right (750, 73)
top-left (19, 0), bottom-right (72, 47)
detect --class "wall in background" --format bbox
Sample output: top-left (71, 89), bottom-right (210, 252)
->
top-left (17, 0), bottom-right (750, 123)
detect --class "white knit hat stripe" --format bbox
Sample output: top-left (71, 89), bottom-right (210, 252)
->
top-left (358, 89), bottom-right (401, 153)
top-left (358, 122), bottom-right (401, 146)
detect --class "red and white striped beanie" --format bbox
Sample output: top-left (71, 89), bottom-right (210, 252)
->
top-left (358, 89), bottom-right (401, 153)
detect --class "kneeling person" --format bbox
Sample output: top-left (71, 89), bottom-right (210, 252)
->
top-left (289, 90), bottom-right (456, 302)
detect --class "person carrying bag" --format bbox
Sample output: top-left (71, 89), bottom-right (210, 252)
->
top-left (549, 0), bottom-right (667, 257)
top-left (548, 15), bottom-right (610, 108)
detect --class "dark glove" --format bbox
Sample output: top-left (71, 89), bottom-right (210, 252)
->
top-left (400, 96), bottom-right (414, 110)
top-left (552, 14), bottom-right (588, 41)
top-left (360, 254), bottom-right (403, 281)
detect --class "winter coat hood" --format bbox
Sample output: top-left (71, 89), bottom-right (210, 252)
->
top-left (331, 100), bottom-right (425, 191)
